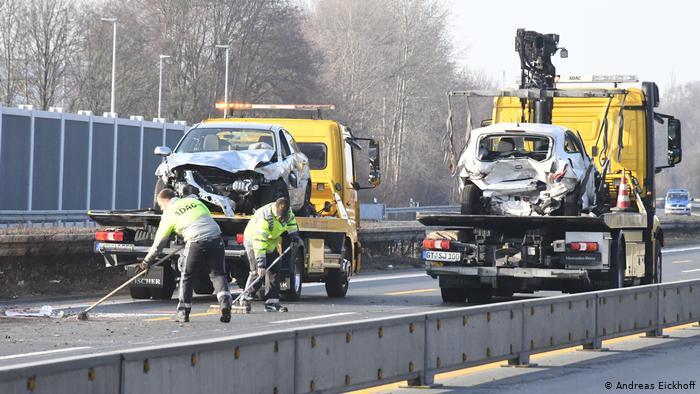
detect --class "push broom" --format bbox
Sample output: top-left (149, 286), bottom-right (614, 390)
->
top-left (231, 245), bottom-right (293, 314)
top-left (76, 246), bottom-right (184, 321)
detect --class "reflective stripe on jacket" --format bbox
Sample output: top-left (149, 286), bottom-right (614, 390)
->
top-left (145, 197), bottom-right (221, 261)
top-left (243, 202), bottom-right (298, 257)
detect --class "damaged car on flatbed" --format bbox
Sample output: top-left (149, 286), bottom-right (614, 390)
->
top-left (457, 123), bottom-right (598, 216)
top-left (153, 122), bottom-right (311, 216)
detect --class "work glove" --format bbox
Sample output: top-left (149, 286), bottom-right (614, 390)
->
top-left (289, 233), bottom-right (303, 247)
top-left (136, 260), bottom-right (151, 273)
top-left (255, 255), bottom-right (267, 278)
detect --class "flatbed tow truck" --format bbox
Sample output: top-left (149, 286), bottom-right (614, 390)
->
top-left (88, 105), bottom-right (381, 301)
top-left (421, 30), bottom-right (683, 302)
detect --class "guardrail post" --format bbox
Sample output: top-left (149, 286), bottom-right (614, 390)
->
top-left (644, 283), bottom-right (665, 337)
top-left (503, 303), bottom-right (536, 367)
top-left (403, 315), bottom-right (441, 389)
top-left (581, 293), bottom-right (606, 351)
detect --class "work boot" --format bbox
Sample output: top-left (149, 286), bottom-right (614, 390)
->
top-left (264, 302), bottom-right (288, 313)
top-left (220, 307), bottom-right (231, 323)
top-left (175, 308), bottom-right (190, 323)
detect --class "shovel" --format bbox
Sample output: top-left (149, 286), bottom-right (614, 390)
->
top-left (76, 246), bottom-right (184, 321)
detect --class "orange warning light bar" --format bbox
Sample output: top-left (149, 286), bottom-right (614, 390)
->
top-left (215, 102), bottom-right (335, 111)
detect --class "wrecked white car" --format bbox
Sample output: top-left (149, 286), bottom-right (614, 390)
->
top-left (153, 122), bottom-right (311, 216)
top-left (457, 123), bottom-right (597, 216)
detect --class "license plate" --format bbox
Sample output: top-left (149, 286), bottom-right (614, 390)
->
top-left (422, 250), bottom-right (461, 262)
top-left (563, 252), bottom-right (602, 265)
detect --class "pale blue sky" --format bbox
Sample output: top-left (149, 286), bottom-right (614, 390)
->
top-left (447, 0), bottom-right (699, 91)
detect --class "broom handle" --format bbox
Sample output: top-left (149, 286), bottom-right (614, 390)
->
top-left (233, 246), bottom-right (293, 305)
top-left (82, 246), bottom-right (185, 314)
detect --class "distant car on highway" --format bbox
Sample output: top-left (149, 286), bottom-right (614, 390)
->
top-left (664, 188), bottom-right (692, 216)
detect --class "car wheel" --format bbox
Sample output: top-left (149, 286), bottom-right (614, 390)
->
top-left (153, 178), bottom-right (166, 211)
top-left (260, 180), bottom-right (289, 208)
top-left (460, 184), bottom-right (483, 215)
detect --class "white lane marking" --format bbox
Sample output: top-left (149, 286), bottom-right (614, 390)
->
top-left (300, 272), bottom-right (428, 288)
top-left (0, 347), bottom-right (92, 361)
top-left (681, 269), bottom-right (700, 273)
top-left (87, 313), bottom-right (171, 318)
top-left (350, 273), bottom-right (428, 283)
top-left (271, 312), bottom-right (356, 324)
top-left (663, 245), bottom-right (700, 254)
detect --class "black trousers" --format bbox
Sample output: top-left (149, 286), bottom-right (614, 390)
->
top-left (177, 237), bottom-right (231, 310)
top-left (244, 242), bottom-right (281, 302)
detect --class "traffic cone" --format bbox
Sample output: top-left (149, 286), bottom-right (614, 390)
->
top-left (615, 176), bottom-right (631, 210)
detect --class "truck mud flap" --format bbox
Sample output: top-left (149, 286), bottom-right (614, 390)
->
top-left (126, 265), bottom-right (166, 288)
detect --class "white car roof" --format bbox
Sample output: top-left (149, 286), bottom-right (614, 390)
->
top-left (194, 121), bottom-right (284, 132)
top-left (472, 123), bottom-right (569, 137)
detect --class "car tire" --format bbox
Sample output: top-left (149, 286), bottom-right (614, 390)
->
top-left (460, 183), bottom-right (483, 215)
top-left (281, 246), bottom-right (304, 301)
top-left (129, 286), bottom-right (151, 300)
top-left (153, 178), bottom-right (166, 211)
top-left (440, 287), bottom-right (467, 303)
top-left (261, 180), bottom-right (289, 208)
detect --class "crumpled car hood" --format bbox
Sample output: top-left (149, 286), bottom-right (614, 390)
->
top-left (156, 149), bottom-right (292, 180)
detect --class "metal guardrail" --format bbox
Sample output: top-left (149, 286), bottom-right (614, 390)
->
top-left (1, 279), bottom-right (698, 393)
top-left (0, 210), bottom-right (94, 228)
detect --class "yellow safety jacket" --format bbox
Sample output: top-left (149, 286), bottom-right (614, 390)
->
top-left (244, 202), bottom-right (298, 258)
top-left (145, 197), bottom-right (221, 262)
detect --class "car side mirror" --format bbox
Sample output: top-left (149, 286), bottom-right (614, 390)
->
top-left (154, 146), bottom-right (172, 157)
top-left (368, 139), bottom-right (381, 187)
top-left (288, 172), bottom-right (298, 188)
top-left (590, 146), bottom-right (599, 157)
top-left (667, 118), bottom-right (682, 166)
top-left (323, 201), bottom-right (332, 212)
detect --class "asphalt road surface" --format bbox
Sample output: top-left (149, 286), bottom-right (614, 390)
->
top-left (1, 243), bottom-right (699, 374)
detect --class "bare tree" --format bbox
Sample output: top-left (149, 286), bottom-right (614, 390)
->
top-left (19, 0), bottom-right (77, 110)
top-left (0, 0), bottom-right (24, 105)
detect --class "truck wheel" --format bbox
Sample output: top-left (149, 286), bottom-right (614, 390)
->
top-left (325, 269), bottom-right (348, 298)
top-left (460, 184), bottom-right (483, 215)
top-left (609, 232), bottom-right (626, 288)
top-left (466, 288), bottom-right (493, 303)
top-left (129, 286), bottom-right (151, 300)
top-left (440, 287), bottom-right (467, 303)
top-left (281, 247), bottom-right (304, 301)
top-left (149, 264), bottom-right (176, 300)
top-left (193, 278), bottom-right (214, 295)
top-left (653, 240), bottom-right (662, 283)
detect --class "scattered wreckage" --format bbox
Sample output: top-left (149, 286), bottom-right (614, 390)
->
top-left (456, 123), bottom-right (598, 216)
top-left (153, 122), bottom-right (311, 216)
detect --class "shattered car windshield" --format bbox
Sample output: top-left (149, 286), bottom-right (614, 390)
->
top-left (176, 128), bottom-right (276, 153)
top-left (477, 134), bottom-right (550, 162)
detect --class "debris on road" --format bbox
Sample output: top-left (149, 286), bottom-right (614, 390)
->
top-left (4, 305), bottom-right (64, 319)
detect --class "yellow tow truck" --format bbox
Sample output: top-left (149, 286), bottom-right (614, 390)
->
top-left (421, 30), bottom-right (682, 302)
top-left (89, 104), bottom-right (381, 300)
